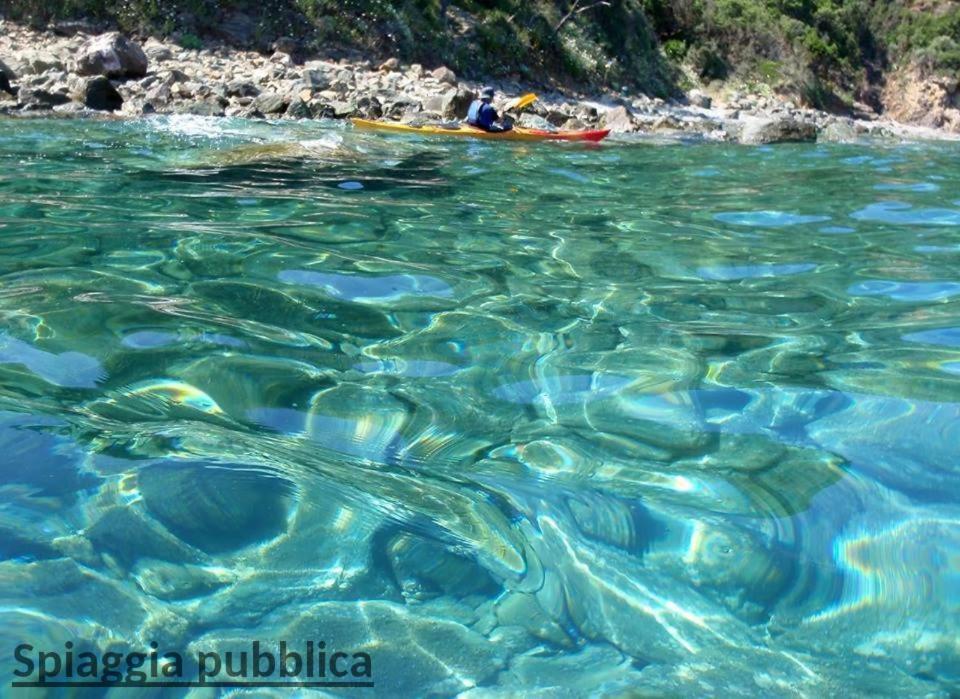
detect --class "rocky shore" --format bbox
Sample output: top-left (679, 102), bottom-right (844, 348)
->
top-left (1, 19), bottom-right (957, 145)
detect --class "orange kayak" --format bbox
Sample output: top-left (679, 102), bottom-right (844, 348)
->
top-left (350, 118), bottom-right (610, 142)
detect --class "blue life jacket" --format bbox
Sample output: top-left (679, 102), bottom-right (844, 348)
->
top-left (466, 99), bottom-right (498, 130)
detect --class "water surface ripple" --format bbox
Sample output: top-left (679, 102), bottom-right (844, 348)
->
top-left (0, 117), bottom-right (959, 696)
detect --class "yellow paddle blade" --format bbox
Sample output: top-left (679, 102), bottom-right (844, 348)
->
top-left (504, 93), bottom-right (538, 111)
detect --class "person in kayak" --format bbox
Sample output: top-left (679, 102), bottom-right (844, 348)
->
top-left (466, 87), bottom-right (513, 132)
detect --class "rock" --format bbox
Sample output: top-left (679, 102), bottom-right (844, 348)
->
top-left (183, 99), bottom-right (226, 117)
top-left (0, 71), bottom-right (14, 96)
top-left (688, 89), bottom-right (712, 109)
top-left (144, 42), bottom-right (172, 62)
top-left (285, 97), bottom-right (312, 119)
top-left (217, 11), bottom-right (256, 47)
top-left (544, 107), bottom-right (572, 126)
top-left (273, 37), bottom-right (299, 55)
top-left (16, 50), bottom-right (65, 75)
top-left (431, 66), bottom-right (457, 86)
top-left (517, 113), bottom-right (554, 130)
top-left (144, 83), bottom-right (171, 109)
top-left (602, 105), bottom-right (636, 133)
top-left (269, 50), bottom-right (294, 68)
top-left (75, 33), bottom-right (148, 79)
top-left (882, 67), bottom-right (960, 132)
top-left (451, 86), bottom-right (475, 119)
top-left (17, 86), bottom-right (70, 109)
top-left (327, 99), bottom-right (359, 118)
top-left (576, 104), bottom-right (599, 121)
top-left (226, 79), bottom-right (259, 97)
top-left (300, 69), bottom-right (329, 89)
top-left (423, 87), bottom-right (472, 119)
top-left (253, 91), bottom-right (287, 114)
top-left (379, 57), bottom-right (400, 72)
top-left (0, 58), bottom-right (16, 81)
top-left (356, 94), bottom-right (382, 119)
top-left (818, 119), bottom-right (859, 144)
top-left (652, 114), bottom-right (683, 131)
top-left (736, 117), bottom-right (817, 144)
top-left (78, 76), bottom-right (123, 111)
top-left (562, 117), bottom-right (587, 131)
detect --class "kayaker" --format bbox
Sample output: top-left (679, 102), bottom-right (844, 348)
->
top-left (466, 87), bottom-right (513, 132)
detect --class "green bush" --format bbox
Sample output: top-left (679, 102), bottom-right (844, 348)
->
top-left (663, 38), bottom-right (687, 62)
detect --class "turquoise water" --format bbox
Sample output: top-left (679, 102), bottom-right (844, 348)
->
top-left (1, 115), bottom-right (959, 696)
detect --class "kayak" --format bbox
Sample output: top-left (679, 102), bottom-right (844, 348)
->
top-left (350, 118), bottom-right (610, 142)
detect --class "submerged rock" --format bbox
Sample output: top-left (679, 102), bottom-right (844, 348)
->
top-left (138, 460), bottom-right (295, 555)
top-left (194, 600), bottom-right (508, 697)
top-left (735, 117), bottom-right (817, 144)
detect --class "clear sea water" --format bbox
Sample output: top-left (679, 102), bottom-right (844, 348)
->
top-left (0, 116), bottom-right (959, 697)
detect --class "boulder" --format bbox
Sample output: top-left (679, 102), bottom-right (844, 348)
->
top-left (285, 97), bottom-right (312, 119)
top-left (356, 94), bottom-right (383, 119)
top-left (75, 33), bottom-right (148, 78)
top-left (736, 117), bottom-right (817, 144)
top-left (273, 37), bottom-right (299, 55)
top-left (0, 58), bottom-right (16, 81)
top-left (423, 87), bottom-right (473, 119)
top-left (78, 76), bottom-right (123, 111)
top-left (451, 86), bottom-right (475, 119)
top-left (687, 89), bottom-right (712, 109)
top-left (328, 99), bottom-right (359, 118)
top-left (379, 57), bottom-right (400, 72)
top-left (300, 69), bottom-right (329, 90)
top-left (817, 119), bottom-right (859, 144)
top-left (144, 83), bottom-right (172, 110)
top-left (382, 95), bottom-right (421, 119)
top-left (226, 79), bottom-right (259, 97)
top-left (16, 51), bottom-right (65, 76)
top-left (602, 105), bottom-right (636, 133)
top-left (144, 42), bottom-right (172, 62)
top-left (183, 99), bottom-right (226, 117)
top-left (18, 86), bottom-right (71, 109)
top-left (0, 73), bottom-right (14, 96)
top-left (545, 107), bottom-right (572, 126)
top-left (518, 113), bottom-right (553, 130)
top-left (430, 66), bottom-right (457, 86)
top-left (253, 91), bottom-right (287, 114)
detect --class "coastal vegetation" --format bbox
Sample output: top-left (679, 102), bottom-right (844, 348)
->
top-left (4, 0), bottom-right (960, 103)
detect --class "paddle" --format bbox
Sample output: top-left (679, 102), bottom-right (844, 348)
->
top-left (503, 92), bottom-right (537, 112)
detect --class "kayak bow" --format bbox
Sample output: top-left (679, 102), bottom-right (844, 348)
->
top-left (350, 118), bottom-right (610, 143)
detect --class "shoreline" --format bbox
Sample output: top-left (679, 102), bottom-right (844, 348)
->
top-left (2, 20), bottom-right (959, 145)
